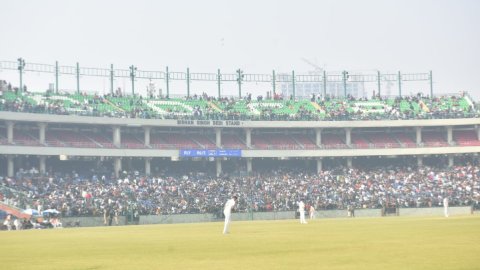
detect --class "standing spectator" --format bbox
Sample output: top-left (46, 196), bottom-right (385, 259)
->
top-left (3, 214), bottom-right (13, 230)
top-left (309, 205), bottom-right (316, 220)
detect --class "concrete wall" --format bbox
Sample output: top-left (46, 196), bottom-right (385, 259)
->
top-left (399, 206), bottom-right (472, 216)
top-left (61, 207), bottom-right (474, 228)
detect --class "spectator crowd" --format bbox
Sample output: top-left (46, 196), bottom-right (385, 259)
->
top-left (1, 164), bottom-right (479, 218)
top-left (1, 80), bottom-right (477, 121)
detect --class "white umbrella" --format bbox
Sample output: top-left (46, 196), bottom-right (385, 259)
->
top-left (43, 209), bottom-right (60, 214)
top-left (22, 209), bottom-right (40, 216)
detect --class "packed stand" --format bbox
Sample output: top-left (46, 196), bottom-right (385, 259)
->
top-left (1, 81), bottom-right (477, 121)
top-left (1, 165), bottom-right (480, 219)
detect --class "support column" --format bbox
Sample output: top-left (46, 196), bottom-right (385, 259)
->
top-left (346, 157), bottom-right (353, 168)
top-left (315, 128), bottom-right (322, 148)
top-left (345, 128), bottom-right (352, 147)
top-left (448, 155), bottom-right (454, 167)
top-left (246, 158), bottom-right (252, 174)
top-left (6, 121), bottom-right (14, 144)
top-left (245, 128), bottom-right (252, 148)
top-left (316, 158), bottom-right (323, 174)
top-left (7, 156), bottom-right (14, 177)
top-left (114, 158), bottom-right (122, 178)
top-left (144, 127), bottom-right (151, 147)
top-left (446, 126), bottom-right (453, 145)
top-left (216, 159), bottom-right (222, 177)
top-left (215, 128), bottom-right (222, 148)
top-left (476, 125), bottom-right (480, 141)
top-left (417, 156), bottom-right (423, 167)
top-left (38, 123), bottom-right (47, 145)
top-left (416, 127), bottom-right (422, 145)
top-left (113, 126), bottom-right (121, 148)
top-left (145, 158), bottom-right (151, 176)
top-left (39, 156), bottom-right (46, 175)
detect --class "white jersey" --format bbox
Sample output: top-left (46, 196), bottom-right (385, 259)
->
top-left (224, 198), bottom-right (236, 214)
top-left (443, 197), bottom-right (449, 207)
top-left (298, 201), bottom-right (305, 213)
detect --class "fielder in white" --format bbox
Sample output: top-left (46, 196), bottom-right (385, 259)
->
top-left (223, 195), bottom-right (238, 234)
top-left (298, 201), bottom-right (307, 224)
top-left (443, 196), bottom-right (449, 218)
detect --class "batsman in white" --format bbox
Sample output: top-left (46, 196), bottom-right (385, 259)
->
top-left (223, 195), bottom-right (238, 234)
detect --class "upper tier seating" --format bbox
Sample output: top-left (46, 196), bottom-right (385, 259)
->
top-left (322, 133), bottom-right (346, 148)
top-left (351, 134), bottom-right (370, 148)
top-left (160, 134), bottom-right (200, 149)
top-left (252, 134), bottom-right (303, 150)
top-left (365, 133), bottom-right (401, 148)
top-left (121, 134), bottom-right (145, 149)
top-left (291, 134), bottom-right (317, 149)
top-left (393, 133), bottom-right (417, 148)
top-left (13, 130), bottom-right (40, 146)
top-left (222, 134), bottom-right (246, 149)
top-left (1, 90), bottom-right (477, 121)
top-left (423, 132), bottom-right (449, 147)
top-left (453, 130), bottom-right (480, 146)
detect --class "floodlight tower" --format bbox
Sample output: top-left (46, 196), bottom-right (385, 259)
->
top-left (17, 58), bottom-right (25, 92)
top-left (130, 65), bottom-right (137, 95)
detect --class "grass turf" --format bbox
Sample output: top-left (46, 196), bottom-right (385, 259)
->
top-left (1, 216), bottom-right (479, 270)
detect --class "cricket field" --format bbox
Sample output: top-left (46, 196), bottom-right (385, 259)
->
top-left (1, 216), bottom-right (479, 270)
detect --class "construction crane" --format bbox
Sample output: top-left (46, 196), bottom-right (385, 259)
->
top-left (301, 58), bottom-right (324, 74)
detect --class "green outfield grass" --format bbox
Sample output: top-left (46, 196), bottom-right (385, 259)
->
top-left (1, 216), bottom-right (479, 270)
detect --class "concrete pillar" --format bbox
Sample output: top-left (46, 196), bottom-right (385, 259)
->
top-left (346, 157), bottom-right (353, 168)
top-left (316, 158), bottom-right (323, 174)
top-left (417, 156), bottom-right (423, 167)
top-left (113, 126), bottom-right (121, 148)
top-left (315, 128), bottom-right (322, 148)
top-left (476, 125), bottom-right (480, 141)
top-left (38, 123), bottom-right (47, 145)
top-left (446, 126), bottom-right (453, 145)
top-left (245, 128), bottom-right (252, 148)
top-left (39, 156), bottom-right (46, 175)
top-left (345, 128), bottom-right (352, 146)
top-left (215, 128), bottom-right (222, 148)
top-left (145, 158), bottom-right (151, 176)
top-left (144, 127), bottom-right (151, 147)
top-left (416, 127), bottom-right (422, 145)
top-left (7, 156), bottom-right (14, 177)
top-left (216, 159), bottom-right (222, 177)
top-left (114, 158), bottom-right (122, 178)
top-left (6, 121), bottom-right (14, 144)
top-left (448, 155), bottom-right (454, 167)
top-left (246, 158), bottom-right (252, 174)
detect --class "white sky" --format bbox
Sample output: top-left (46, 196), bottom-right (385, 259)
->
top-left (1, 0), bottom-right (479, 98)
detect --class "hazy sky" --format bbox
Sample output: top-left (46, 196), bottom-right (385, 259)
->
top-left (1, 0), bottom-right (479, 98)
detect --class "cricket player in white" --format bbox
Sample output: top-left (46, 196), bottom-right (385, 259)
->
top-left (223, 195), bottom-right (237, 234)
top-left (443, 196), bottom-right (449, 217)
top-left (298, 201), bottom-right (307, 224)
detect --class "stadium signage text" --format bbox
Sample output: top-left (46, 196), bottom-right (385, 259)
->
top-left (176, 120), bottom-right (242, 126)
top-left (179, 149), bottom-right (242, 157)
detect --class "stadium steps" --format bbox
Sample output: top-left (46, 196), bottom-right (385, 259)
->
top-left (208, 101), bottom-right (223, 112)
top-left (104, 99), bottom-right (125, 112)
top-left (0, 202), bottom-right (31, 219)
top-left (191, 138), bottom-right (206, 149)
top-left (84, 134), bottom-right (109, 148)
top-left (290, 136), bottom-right (306, 150)
top-left (310, 101), bottom-right (323, 112)
top-left (419, 100), bottom-right (430, 112)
